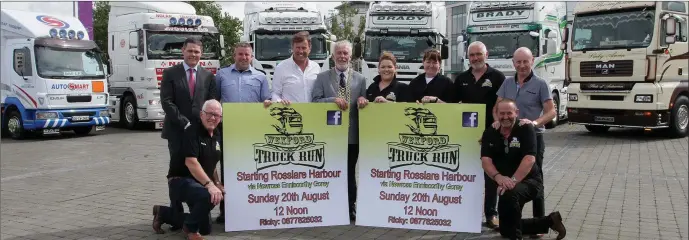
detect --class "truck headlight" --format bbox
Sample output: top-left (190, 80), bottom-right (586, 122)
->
top-left (568, 94), bottom-right (578, 101)
top-left (149, 99), bottom-right (160, 106)
top-left (36, 112), bottom-right (58, 119)
top-left (634, 95), bottom-right (653, 103)
top-left (99, 110), bottom-right (109, 117)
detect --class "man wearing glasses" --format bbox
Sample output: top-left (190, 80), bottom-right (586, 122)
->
top-left (152, 100), bottom-right (224, 240)
top-left (480, 99), bottom-right (565, 240)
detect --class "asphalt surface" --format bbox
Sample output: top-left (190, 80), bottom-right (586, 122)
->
top-left (1, 123), bottom-right (687, 240)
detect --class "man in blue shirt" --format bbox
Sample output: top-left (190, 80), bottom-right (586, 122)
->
top-left (213, 42), bottom-right (270, 223)
top-left (216, 42), bottom-right (270, 103)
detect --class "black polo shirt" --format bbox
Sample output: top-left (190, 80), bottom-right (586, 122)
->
top-left (454, 64), bottom-right (506, 125)
top-left (167, 124), bottom-right (221, 182)
top-left (366, 75), bottom-right (411, 102)
top-left (407, 73), bottom-right (456, 103)
top-left (480, 122), bottom-right (541, 182)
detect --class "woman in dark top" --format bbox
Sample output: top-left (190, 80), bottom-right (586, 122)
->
top-left (407, 49), bottom-right (455, 103)
top-left (366, 51), bottom-right (411, 103)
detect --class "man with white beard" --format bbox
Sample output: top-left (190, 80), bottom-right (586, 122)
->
top-left (311, 40), bottom-right (369, 221)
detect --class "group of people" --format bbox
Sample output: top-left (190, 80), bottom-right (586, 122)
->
top-left (149, 31), bottom-right (567, 240)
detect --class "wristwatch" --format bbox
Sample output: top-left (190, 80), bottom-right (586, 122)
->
top-left (203, 180), bottom-right (211, 187)
top-left (511, 176), bottom-right (517, 181)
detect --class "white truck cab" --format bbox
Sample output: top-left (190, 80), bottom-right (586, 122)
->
top-left (107, 2), bottom-right (225, 129)
top-left (241, 2), bottom-right (335, 81)
top-left (458, 1), bottom-right (571, 128)
top-left (563, 1), bottom-right (689, 137)
top-left (354, 1), bottom-right (449, 86)
top-left (1, 9), bottom-right (110, 139)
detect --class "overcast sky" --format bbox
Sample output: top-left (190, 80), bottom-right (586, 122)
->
top-left (1, 1), bottom-right (340, 19)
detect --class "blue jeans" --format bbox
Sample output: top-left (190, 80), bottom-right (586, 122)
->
top-left (158, 177), bottom-right (215, 233)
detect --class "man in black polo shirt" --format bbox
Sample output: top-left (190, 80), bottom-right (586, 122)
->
top-left (454, 41), bottom-right (506, 229)
top-left (152, 99), bottom-right (224, 240)
top-left (480, 99), bottom-right (565, 240)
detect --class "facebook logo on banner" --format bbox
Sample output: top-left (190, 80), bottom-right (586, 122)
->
top-left (462, 112), bottom-right (478, 128)
top-left (326, 110), bottom-right (342, 125)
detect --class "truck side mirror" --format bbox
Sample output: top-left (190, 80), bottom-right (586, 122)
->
top-left (220, 34), bottom-right (225, 49)
top-left (546, 41), bottom-right (556, 55)
top-left (666, 17), bottom-right (677, 36)
top-left (353, 42), bottom-right (362, 58)
top-left (13, 47), bottom-right (32, 79)
top-left (561, 27), bottom-right (569, 43)
top-left (128, 32), bottom-right (139, 56)
top-left (441, 45), bottom-right (449, 60)
top-left (221, 49), bottom-right (226, 57)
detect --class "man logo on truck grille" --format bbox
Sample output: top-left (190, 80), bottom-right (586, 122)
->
top-left (387, 107), bottom-right (461, 172)
top-left (253, 107), bottom-right (326, 171)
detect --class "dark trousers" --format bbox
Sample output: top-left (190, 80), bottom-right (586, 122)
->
top-left (347, 144), bottom-right (359, 213)
top-left (498, 179), bottom-right (552, 239)
top-left (532, 133), bottom-right (546, 218)
top-left (484, 172), bottom-right (498, 219)
top-left (218, 122), bottom-right (225, 217)
top-left (158, 177), bottom-right (215, 233)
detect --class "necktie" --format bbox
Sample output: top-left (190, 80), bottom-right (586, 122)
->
top-left (339, 72), bottom-right (345, 88)
top-left (188, 68), bottom-right (195, 96)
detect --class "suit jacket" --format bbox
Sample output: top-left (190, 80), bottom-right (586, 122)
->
top-left (312, 68), bottom-right (367, 145)
top-left (160, 63), bottom-right (217, 140)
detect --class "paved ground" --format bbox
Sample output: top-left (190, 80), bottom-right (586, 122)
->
top-left (1, 123), bottom-right (687, 240)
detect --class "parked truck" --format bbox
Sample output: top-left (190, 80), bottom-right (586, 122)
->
top-left (107, 2), bottom-right (225, 129)
top-left (1, 9), bottom-right (110, 139)
top-left (563, 1), bottom-right (688, 137)
top-left (241, 2), bottom-right (335, 81)
top-left (354, 1), bottom-right (450, 85)
top-left (458, 1), bottom-right (570, 128)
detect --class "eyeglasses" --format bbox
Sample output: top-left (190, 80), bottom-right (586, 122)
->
top-left (203, 110), bottom-right (222, 119)
top-left (504, 138), bottom-right (509, 154)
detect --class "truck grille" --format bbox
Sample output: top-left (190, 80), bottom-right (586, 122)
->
top-left (580, 60), bottom-right (633, 77)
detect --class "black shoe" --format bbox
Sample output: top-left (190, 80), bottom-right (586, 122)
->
top-left (215, 214), bottom-right (225, 223)
top-left (549, 211), bottom-right (566, 240)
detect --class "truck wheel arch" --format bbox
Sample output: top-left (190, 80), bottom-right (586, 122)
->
top-left (670, 80), bottom-right (689, 109)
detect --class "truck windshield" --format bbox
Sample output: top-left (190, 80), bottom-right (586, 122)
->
top-left (254, 34), bottom-right (328, 61)
top-left (363, 35), bottom-right (433, 63)
top-left (146, 32), bottom-right (220, 60)
top-left (35, 46), bottom-right (106, 79)
top-left (572, 8), bottom-right (655, 51)
top-left (468, 31), bottom-right (539, 59)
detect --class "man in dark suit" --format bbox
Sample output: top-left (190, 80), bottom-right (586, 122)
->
top-left (158, 37), bottom-right (217, 234)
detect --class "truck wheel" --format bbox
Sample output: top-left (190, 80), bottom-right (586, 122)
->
top-left (73, 126), bottom-right (93, 136)
top-left (545, 93), bottom-right (559, 129)
top-left (6, 110), bottom-right (25, 140)
top-left (585, 125), bottom-right (609, 134)
top-left (121, 95), bottom-right (139, 129)
top-left (668, 95), bottom-right (689, 138)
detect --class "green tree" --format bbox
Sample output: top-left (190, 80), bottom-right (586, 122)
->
top-left (93, 2), bottom-right (110, 61)
top-left (185, 1), bottom-right (242, 66)
top-left (328, 2), bottom-right (366, 42)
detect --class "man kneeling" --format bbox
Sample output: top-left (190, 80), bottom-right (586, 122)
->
top-left (152, 99), bottom-right (225, 240)
top-left (480, 99), bottom-right (566, 240)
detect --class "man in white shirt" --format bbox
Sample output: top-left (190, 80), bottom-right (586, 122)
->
top-left (266, 31), bottom-right (321, 106)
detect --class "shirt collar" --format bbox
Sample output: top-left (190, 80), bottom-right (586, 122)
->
top-left (229, 64), bottom-right (253, 73)
top-left (467, 63), bottom-right (495, 75)
top-left (335, 67), bottom-right (348, 77)
top-left (514, 71), bottom-right (534, 83)
top-left (183, 62), bottom-right (199, 72)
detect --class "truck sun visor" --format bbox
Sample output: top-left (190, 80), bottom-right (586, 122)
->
top-left (34, 37), bottom-right (99, 50)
